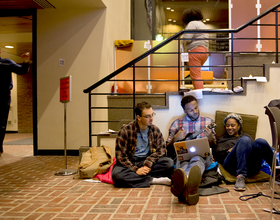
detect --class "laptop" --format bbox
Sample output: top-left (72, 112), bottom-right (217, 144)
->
top-left (173, 137), bottom-right (211, 162)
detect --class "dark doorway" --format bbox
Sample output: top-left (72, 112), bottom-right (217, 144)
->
top-left (0, 9), bottom-right (37, 155)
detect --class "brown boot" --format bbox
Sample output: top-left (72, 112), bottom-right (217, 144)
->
top-left (182, 165), bottom-right (201, 205)
top-left (171, 168), bottom-right (187, 198)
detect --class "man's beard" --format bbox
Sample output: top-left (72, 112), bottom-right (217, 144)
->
top-left (188, 112), bottom-right (199, 121)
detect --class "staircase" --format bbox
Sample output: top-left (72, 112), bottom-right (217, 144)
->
top-left (83, 3), bottom-right (280, 147)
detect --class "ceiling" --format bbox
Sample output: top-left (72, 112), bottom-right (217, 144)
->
top-left (0, 14), bottom-right (33, 59)
top-left (161, 0), bottom-right (228, 28)
top-left (0, 0), bottom-right (49, 59)
top-left (0, 0), bottom-right (106, 59)
top-left (0, 0), bottom-right (44, 9)
top-left (0, 0), bottom-right (228, 59)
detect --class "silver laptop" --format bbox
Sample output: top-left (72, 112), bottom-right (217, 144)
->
top-left (173, 137), bottom-right (211, 162)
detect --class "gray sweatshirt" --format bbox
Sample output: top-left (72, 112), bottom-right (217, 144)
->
top-left (181, 20), bottom-right (209, 51)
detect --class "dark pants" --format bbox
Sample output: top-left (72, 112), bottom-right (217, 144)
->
top-left (223, 137), bottom-right (274, 177)
top-left (0, 95), bottom-right (11, 153)
top-left (112, 157), bottom-right (174, 188)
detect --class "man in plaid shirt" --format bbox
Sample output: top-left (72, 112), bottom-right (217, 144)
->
top-left (112, 101), bottom-right (174, 188)
top-left (167, 95), bottom-right (215, 205)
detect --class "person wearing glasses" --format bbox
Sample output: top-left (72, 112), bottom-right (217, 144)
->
top-left (112, 101), bottom-right (174, 188)
top-left (166, 95), bottom-right (215, 205)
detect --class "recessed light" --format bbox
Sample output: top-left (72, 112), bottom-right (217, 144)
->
top-left (173, 20), bottom-right (176, 22)
top-left (156, 34), bottom-right (163, 41)
top-left (168, 19), bottom-right (172, 21)
top-left (166, 7), bottom-right (171, 10)
top-left (171, 9), bottom-right (174, 12)
top-left (203, 20), bottom-right (206, 23)
top-left (206, 18), bottom-right (210, 21)
top-left (5, 46), bottom-right (14, 48)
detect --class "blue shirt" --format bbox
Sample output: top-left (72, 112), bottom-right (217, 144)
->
top-left (134, 127), bottom-right (150, 158)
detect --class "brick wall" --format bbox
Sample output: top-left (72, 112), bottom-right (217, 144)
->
top-left (17, 65), bottom-right (33, 133)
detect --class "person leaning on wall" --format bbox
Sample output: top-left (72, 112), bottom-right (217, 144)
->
top-left (181, 8), bottom-right (209, 90)
top-left (0, 48), bottom-right (30, 156)
top-left (166, 95), bottom-right (216, 205)
top-left (211, 113), bottom-right (277, 191)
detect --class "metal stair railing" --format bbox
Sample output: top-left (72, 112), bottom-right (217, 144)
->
top-left (83, 3), bottom-right (280, 147)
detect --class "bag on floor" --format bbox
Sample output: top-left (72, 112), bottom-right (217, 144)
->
top-left (96, 157), bottom-right (116, 184)
top-left (78, 145), bottom-right (113, 179)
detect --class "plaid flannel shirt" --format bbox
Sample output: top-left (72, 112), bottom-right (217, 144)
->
top-left (167, 114), bottom-right (214, 142)
top-left (115, 120), bottom-right (166, 172)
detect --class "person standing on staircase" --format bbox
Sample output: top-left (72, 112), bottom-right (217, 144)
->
top-left (182, 8), bottom-right (209, 90)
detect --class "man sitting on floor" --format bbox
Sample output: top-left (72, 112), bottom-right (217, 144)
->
top-left (112, 101), bottom-right (174, 188)
top-left (167, 95), bottom-right (215, 205)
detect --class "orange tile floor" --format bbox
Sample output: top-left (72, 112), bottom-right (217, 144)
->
top-left (1, 133), bottom-right (280, 220)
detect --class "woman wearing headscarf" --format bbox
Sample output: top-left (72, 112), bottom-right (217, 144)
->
top-left (211, 113), bottom-right (275, 191)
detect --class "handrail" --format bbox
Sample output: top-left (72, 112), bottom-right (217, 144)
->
top-left (85, 3), bottom-right (280, 147)
top-left (236, 2), bottom-right (280, 32)
top-left (83, 30), bottom-right (184, 93)
top-left (83, 2), bottom-right (280, 94)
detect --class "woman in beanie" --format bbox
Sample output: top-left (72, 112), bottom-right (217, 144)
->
top-left (211, 113), bottom-right (275, 191)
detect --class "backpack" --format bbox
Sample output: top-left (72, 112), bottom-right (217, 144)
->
top-left (78, 145), bottom-right (113, 179)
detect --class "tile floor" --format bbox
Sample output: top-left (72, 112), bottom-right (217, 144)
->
top-left (1, 133), bottom-right (280, 220)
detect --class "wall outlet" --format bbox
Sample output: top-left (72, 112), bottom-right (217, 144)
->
top-left (59, 59), bottom-right (65, 66)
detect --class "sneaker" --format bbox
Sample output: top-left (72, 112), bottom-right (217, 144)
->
top-left (234, 174), bottom-right (246, 191)
top-left (182, 165), bottom-right (202, 205)
top-left (171, 168), bottom-right (187, 198)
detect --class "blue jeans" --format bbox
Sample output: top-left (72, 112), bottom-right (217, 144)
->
top-left (179, 155), bottom-right (212, 176)
top-left (0, 95), bottom-right (11, 153)
top-left (223, 137), bottom-right (273, 177)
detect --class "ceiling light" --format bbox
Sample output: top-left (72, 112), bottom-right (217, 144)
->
top-left (168, 19), bottom-right (172, 21)
top-left (156, 34), bottom-right (163, 41)
top-left (166, 7), bottom-right (170, 10)
top-left (171, 9), bottom-right (174, 12)
top-left (173, 20), bottom-right (176, 22)
top-left (206, 18), bottom-right (210, 21)
top-left (5, 46), bottom-right (14, 48)
top-left (203, 20), bottom-right (206, 23)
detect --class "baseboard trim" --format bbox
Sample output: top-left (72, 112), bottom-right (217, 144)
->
top-left (37, 149), bottom-right (79, 156)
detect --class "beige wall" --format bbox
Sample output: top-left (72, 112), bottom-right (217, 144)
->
top-left (36, 0), bottom-right (279, 151)
top-left (37, 0), bottom-right (130, 150)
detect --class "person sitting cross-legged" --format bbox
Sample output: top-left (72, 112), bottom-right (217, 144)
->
top-left (112, 101), bottom-right (174, 188)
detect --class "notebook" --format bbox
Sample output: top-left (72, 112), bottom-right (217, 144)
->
top-left (173, 137), bottom-right (211, 162)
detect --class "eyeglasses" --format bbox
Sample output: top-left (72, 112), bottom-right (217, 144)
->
top-left (141, 112), bottom-right (156, 119)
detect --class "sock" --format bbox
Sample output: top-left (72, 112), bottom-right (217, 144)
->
top-left (151, 177), bottom-right (171, 186)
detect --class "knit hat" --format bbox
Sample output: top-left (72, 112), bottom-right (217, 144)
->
top-left (223, 113), bottom-right (243, 128)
